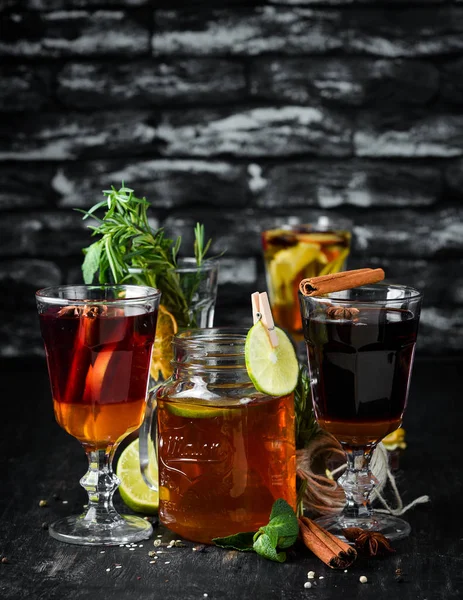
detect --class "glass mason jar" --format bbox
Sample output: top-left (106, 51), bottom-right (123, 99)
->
top-left (139, 328), bottom-right (296, 544)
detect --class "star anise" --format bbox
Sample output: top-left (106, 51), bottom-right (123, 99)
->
top-left (326, 306), bottom-right (360, 320)
top-left (343, 527), bottom-right (395, 556)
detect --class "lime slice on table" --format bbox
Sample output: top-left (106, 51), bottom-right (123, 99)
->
top-left (245, 320), bottom-right (299, 397)
top-left (116, 439), bottom-right (158, 514)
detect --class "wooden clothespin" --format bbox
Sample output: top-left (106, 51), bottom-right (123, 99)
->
top-left (251, 291), bottom-right (279, 348)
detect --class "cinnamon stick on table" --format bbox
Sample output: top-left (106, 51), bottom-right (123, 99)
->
top-left (299, 516), bottom-right (357, 569)
top-left (299, 268), bottom-right (385, 297)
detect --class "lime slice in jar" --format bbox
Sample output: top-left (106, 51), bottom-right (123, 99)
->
top-left (116, 439), bottom-right (159, 514)
top-left (245, 320), bottom-right (299, 397)
top-left (166, 402), bottom-right (233, 419)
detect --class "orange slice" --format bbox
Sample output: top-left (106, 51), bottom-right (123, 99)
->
top-left (150, 305), bottom-right (178, 382)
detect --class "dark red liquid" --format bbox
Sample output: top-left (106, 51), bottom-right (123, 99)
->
top-left (303, 308), bottom-right (418, 447)
top-left (40, 307), bottom-right (157, 450)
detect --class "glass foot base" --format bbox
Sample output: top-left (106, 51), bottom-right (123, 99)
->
top-left (49, 513), bottom-right (153, 546)
top-left (315, 513), bottom-right (411, 542)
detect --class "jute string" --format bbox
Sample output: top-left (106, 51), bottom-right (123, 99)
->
top-left (297, 430), bottom-right (430, 517)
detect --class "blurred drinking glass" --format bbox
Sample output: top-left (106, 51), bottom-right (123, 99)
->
top-left (261, 215), bottom-right (352, 342)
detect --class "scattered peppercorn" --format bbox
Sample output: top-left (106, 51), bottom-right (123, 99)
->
top-left (153, 539), bottom-right (162, 547)
top-left (359, 576), bottom-right (368, 584)
top-left (307, 571), bottom-right (315, 579)
top-left (395, 568), bottom-right (404, 583)
top-left (39, 500), bottom-right (48, 507)
top-left (148, 551), bottom-right (156, 557)
top-left (1, 557), bottom-right (9, 564)
top-left (304, 582), bottom-right (312, 589)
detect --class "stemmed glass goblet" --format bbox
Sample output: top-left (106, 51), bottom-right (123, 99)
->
top-left (299, 283), bottom-right (422, 541)
top-left (36, 284), bottom-right (160, 545)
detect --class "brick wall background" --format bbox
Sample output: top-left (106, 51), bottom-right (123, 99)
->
top-left (1, 0), bottom-right (462, 357)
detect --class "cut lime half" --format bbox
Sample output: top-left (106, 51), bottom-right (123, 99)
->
top-left (116, 439), bottom-right (158, 514)
top-left (245, 320), bottom-right (299, 397)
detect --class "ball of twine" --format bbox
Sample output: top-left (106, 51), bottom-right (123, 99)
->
top-left (297, 430), bottom-right (430, 516)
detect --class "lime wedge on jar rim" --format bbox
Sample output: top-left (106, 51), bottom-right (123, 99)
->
top-left (116, 439), bottom-right (158, 514)
top-left (245, 320), bottom-right (299, 396)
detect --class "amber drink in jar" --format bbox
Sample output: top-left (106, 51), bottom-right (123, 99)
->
top-left (139, 328), bottom-right (296, 544)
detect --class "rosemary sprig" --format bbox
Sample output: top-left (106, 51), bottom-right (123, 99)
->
top-left (294, 364), bottom-right (319, 450)
top-left (194, 223), bottom-right (212, 267)
top-left (78, 184), bottom-right (214, 328)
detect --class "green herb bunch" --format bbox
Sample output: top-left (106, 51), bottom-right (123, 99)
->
top-left (213, 499), bottom-right (299, 563)
top-left (78, 184), bottom-right (214, 328)
top-left (294, 364), bottom-right (319, 449)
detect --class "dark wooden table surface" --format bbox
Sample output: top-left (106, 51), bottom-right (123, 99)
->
top-left (1, 356), bottom-right (462, 600)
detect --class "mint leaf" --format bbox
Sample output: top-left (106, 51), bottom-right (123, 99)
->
top-left (255, 525), bottom-right (279, 548)
top-left (253, 533), bottom-right (286, 563)
top-left (212, 531), bottom-right (255, 552)
top-left (82, 240), bottom-right (102, 284)
top-left (213, 499), bottom-right (299, 562)
top-left (267, 515), bottom-right (299, 549)
top-left (267, 499), bottom-right (299, 549)
top-left (269, 498), bottom-right (295, 521)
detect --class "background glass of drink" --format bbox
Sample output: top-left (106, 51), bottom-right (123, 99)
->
top-left (262, 215), bottom-right (351, 343)
top-left (139, 328), bottom-right (296, 544)
top-left (36, 284), bottom-right (160, 545)
top-left (169, 257), bottom-right (219, 328)
top-left (299, 283), bottom-right (422, 540)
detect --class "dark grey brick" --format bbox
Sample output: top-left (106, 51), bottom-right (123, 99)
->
top-left (440, 58), bottom-right (463, 104)
top-left (343, 7), bottom-right (463, 57)
top-left (0, 65), bottom-right (54, 112)
top-left (154, 8), bottom-right (344, 56)
top-left (0, 165), bottom-right (56, 210)
top-left (53, 159), bottom-right (248, 210)
top-left (355, 113), bottom-right (463, 157)
top-left (418, 307), bottom-right (463, 354)
top-left (157, 106), bottom-right (352, 158)
top-left (3, 1), bottom-right (149, 7)
top-left (154, 7), bottom-right (463, 57)
top-left (250, 58), bottom-right (439, 107)
top-left (352, 208), bottom-right (463, 258)
top-left (0, 10), bottom-right (150, 58)
top-left (213, 301), bottom-right (253, 330)
top-left (251, 161), bottom-right (441, 208)
top-left (0, 311), bottom-right (44, 358)
top-left (0, 259), bottom-right (62, 309)
top-left (57, 60), bottom-right (246, 108)
top-left (0, 212), bottom-right (92, 257)
top-left (445, 159), bottom-right (463, 197)
top-left (269, 0), bottom-right (447, 3)
top-left (0, 111), bottom-right (160, 161)
top-left (217, 257), bottom-right (257, 287)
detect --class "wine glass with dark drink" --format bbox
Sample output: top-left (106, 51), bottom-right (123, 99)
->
top-left (36, 284), bottom-right (160, 545)
top-left (299, 282), bottom-right (422, 540)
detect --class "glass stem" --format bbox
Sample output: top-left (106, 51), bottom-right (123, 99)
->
top-left (80, 446), bottom-right (121, 525)
top-left (338, 446), bottom-right (378, 521)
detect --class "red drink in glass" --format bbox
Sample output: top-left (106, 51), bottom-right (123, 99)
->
top-left (39, 306), bottom-right (156, 451)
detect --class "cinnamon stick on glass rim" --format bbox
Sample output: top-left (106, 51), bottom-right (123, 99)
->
top-left (299, 268), bottom-right (385, 297)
